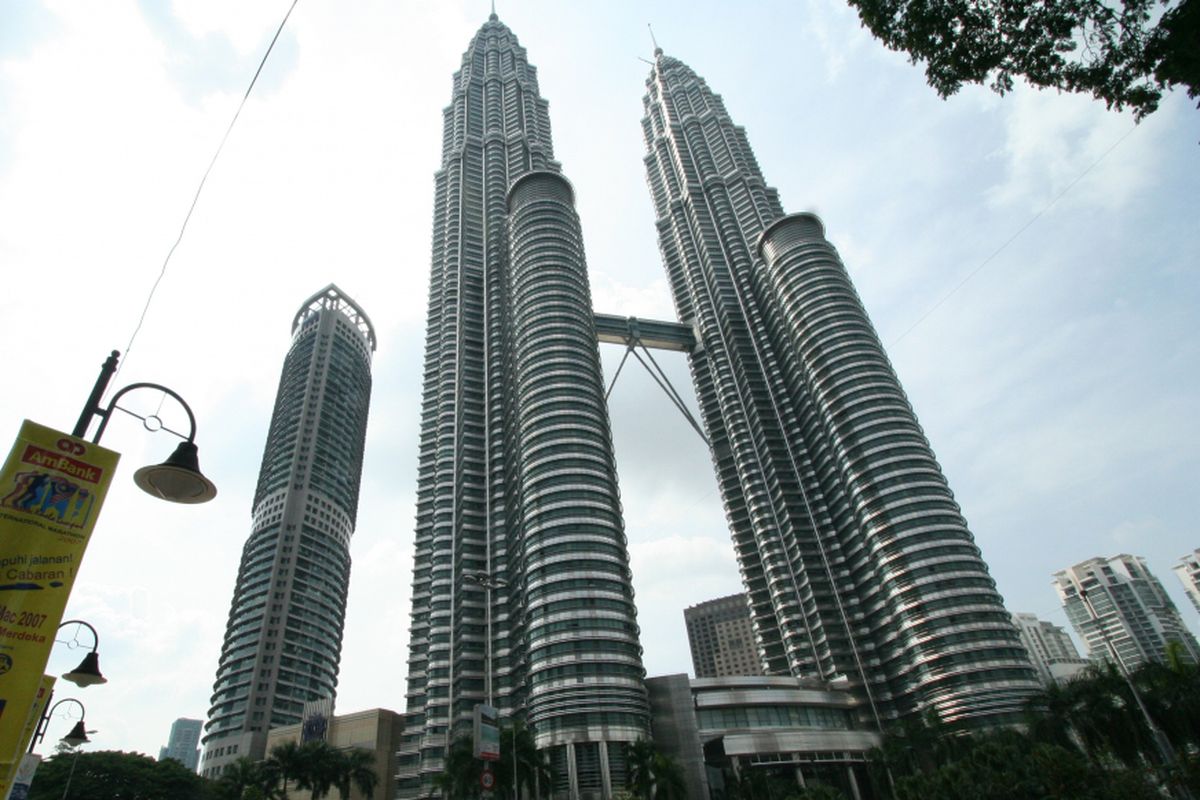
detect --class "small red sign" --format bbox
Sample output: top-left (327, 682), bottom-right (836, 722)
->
top-left (480, 768), bottom-right (495, 790)
top-left (20, 444), bottom-right (104, 484)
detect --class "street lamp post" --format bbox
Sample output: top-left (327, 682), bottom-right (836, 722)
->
top-left (464, 572), bottom-right (517, 800)
top-left (72, 350), bottom-right (217, 504)
top-left (27, 699), bottom-right (95, 800)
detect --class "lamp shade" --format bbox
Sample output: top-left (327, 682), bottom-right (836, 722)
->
top-left (61, 721), bottom-right (90, 747)
top-left (62, 651), bottom-right (107, 687)
top-left (133, 441), bottom-right (217, 504)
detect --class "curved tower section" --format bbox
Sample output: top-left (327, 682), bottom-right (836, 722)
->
top-left (642, 52), bottom-right (1039, 726)
top-left (399, 17), bottom-right (648, 799)
top-left (508, 172), bottom-right (647, 792)
top-left (201, 285), bottom-right (374, 777)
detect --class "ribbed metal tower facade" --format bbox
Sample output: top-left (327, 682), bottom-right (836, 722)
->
top-left (201, 285), bottom-right (375, 777)
top-left (398, 16), bottom-right (648, 799)
top-left (641, 51), bottom-right (1039, 726)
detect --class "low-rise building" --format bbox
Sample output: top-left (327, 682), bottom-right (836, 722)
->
top-left (646, 674), bottom-right (880, 799)
top-left (264, 708), bottom-right (403, 800)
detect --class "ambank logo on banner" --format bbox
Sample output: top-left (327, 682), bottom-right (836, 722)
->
top-left (0, 439), bottom-right (108, 530)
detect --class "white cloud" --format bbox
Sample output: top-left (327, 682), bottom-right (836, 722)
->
top-left (168, 0), bottom-right (289, 57)
top-left (987, 85), bottom-right (1156, 213)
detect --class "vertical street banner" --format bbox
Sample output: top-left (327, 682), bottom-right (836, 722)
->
top-left (0, 421), bottom-right (119, 793)
top-left (2, 675), bottom-right (53, 800)
top-left (4, 754), bottom-right (41, 800)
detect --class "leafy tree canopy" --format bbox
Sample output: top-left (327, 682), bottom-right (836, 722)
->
top-left (846, 0), bottom-right (1199, 117)
top-left (28, 749), bottom-right (215, 800)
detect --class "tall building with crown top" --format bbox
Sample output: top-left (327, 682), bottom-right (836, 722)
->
top-left (398, 17), bottom-right (1044, 798)
top-left (639, 48), bottom-right (1039, 727)
top-left (396, 15), bottom-right (649, 799)
top-left (201, 285), bottom-right (375, 778)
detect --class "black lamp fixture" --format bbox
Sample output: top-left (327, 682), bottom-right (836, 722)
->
top-left (58, 619), bottom-right (107, 688)
top-left (73, 350), bottom-right (217, 504)
top-left (61, 720), bottom-right (91, 748)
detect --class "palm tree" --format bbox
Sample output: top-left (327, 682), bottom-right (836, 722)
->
top-left (268, 741), bottom-right (306, 796)
top-left (624, 739), bottom-right (687, 799)
top-left (334, 747), bottom-right (378, 800)
top-left (626, 739), bottom-right (656, 799)
top-left (298, 740), bottom-right (344, 799)
top-left (494, 721), bottom-right (551, 799)
top-left (433, 735), bottom-right (484, 799)
top-left (214, 757), bottom-right (284, 800)
top-left (650, 752), bottom-right (686, 799)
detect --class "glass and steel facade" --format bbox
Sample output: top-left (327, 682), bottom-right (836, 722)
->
top-left (641, 51), bottom-right (1039, 726)
top-left (397, 17), bottom-right (648, 799)
top-left (201, 285), bottom-right (375, 777)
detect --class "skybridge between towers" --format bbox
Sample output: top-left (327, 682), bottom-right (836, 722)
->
top-left (593, 313), bottom-right (696, 352)
top-left (593, 312), bottom-right (709, 444)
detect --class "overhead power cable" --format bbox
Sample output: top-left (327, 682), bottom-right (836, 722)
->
top-left (117, 0), bottom-right (302, 383)
top-left (891, 122), bottom-right (1138, 346)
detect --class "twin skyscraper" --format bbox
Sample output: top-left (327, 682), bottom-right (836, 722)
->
top-left (202, 14), bottom-right (1039, 798)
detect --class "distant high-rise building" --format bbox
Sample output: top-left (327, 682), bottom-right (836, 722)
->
top-left (396, 17), bottom-right (648, 799)
top-left (639, 49), bottom-right (1039, 726)
top-left (158, 718), bottom-right (202, 772)
top-left (1054, 554), bottom-right (1200, 670)
top-left (1010, 613), bottom-right (1089, 686)
top-left (684, 594), bottom-right (764, 678)
top-left (202, 285), bottom-right (375, 778)
top-left (1173, 549), bottom-right (1200, 615)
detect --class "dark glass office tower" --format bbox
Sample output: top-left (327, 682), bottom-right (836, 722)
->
top-left (201, 285), bottom-right (375, 777)
top-left (397, 16), bottom-right (649, 799)
top-left (641, 51), bottom-right (1039, 726)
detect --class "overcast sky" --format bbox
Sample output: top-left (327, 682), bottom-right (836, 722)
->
top-left (2, 0), bottom-right (1197, 761)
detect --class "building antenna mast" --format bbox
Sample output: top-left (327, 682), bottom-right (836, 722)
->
top-left (648, 23), bottom-right (660, 52)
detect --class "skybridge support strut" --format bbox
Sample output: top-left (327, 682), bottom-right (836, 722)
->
top-left (594, 313), bottom-right (708, 446)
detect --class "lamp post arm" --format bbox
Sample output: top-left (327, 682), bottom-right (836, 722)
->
top-left (92, 382), bottom-right (199, 444)
top-left (58, 619), bottom-right (100, 653)
top-left (30, 698), bottom-right (86, 752)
